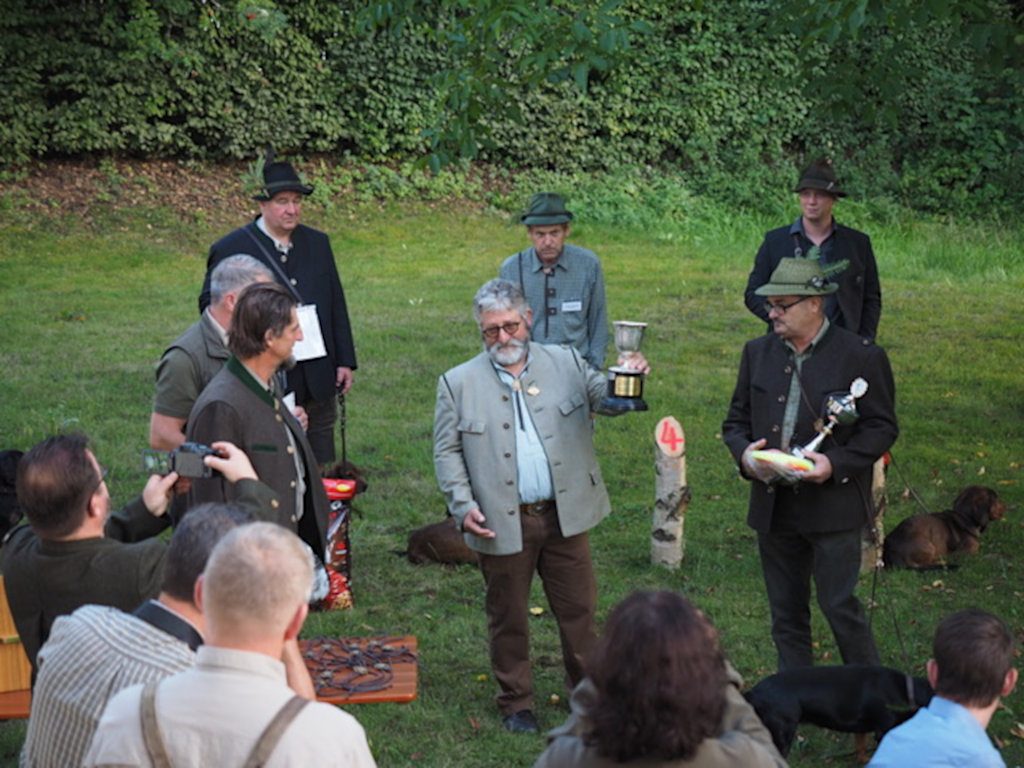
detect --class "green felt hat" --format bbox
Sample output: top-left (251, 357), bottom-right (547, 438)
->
top-left (520, 192), bottom-right (573, 226)
top-left (755, 258), bottom-right (839, 297)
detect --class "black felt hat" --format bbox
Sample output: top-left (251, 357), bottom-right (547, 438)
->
top-left (253, 160), bottom-right (314, 201)
top-left (793, 161), bottom-right (847, 198)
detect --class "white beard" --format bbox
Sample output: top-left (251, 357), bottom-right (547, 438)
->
top-left (487, 337), bottom-right (527, 367)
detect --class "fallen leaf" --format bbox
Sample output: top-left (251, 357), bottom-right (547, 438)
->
top-left (530, 606), bottom-right (545, 616)
top-left (549, 694), bottom-right (561, 705)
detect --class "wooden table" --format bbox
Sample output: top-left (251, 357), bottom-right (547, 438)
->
top-left (0, 634), bottom-right (418, 720)
top-left (300, 635), bottom-right (418, 705)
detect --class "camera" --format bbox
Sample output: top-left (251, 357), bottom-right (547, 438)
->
top-left (141, 442), bottom-right (219, 478)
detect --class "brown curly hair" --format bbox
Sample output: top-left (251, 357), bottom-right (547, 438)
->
top-left (585, 590), bottom-right (727, 762)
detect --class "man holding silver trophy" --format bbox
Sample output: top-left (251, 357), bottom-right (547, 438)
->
top-left (722, 258), bottom-right (898, 671)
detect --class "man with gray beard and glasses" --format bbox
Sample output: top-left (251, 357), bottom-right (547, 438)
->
top-left (433, 279), bottom-right (648, 735)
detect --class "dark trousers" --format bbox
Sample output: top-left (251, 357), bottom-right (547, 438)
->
top-left (478, 509), bottom-right (597, 716)
top-left (301, 394), bottom-right (337, 466)
top-left (757, 522), bottom-right (879, 671)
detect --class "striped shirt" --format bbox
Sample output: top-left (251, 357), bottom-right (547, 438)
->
top-left (21, 604), bottom-right (196, 768)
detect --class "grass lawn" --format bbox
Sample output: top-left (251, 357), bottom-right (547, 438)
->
top-left (0, 188), bottom-right (1022, 767)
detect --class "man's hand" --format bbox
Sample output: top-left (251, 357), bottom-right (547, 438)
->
top-left (204, 441), bottom-right (258, 484)
top-left (616, 352), bottom-right (650, 375)
top-left (462, 508), bottom-right (496, 539)
top-left (282, 638), bottom-right (316, 700)
top-left (741, 439), bottom-right (778, 484)
top-left (142, 471), bottom-right (179, 517)
top-left (336, 366), bottom-right (354, 395)
top-left (798, 449), bottom-right (833, 484)
top-left (292, 404), bottom-right (309, 431)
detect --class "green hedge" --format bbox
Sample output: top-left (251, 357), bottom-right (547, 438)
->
top-left (1, 1), bottom-right (1020, 215)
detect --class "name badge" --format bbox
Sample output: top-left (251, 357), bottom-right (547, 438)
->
top-left (561, 300), bottom-right (582, 313)
top-left (292, 304), bottom-right (327, 362)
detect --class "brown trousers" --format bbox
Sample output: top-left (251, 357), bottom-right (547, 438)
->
top-left (478, 507), bottom-right (597, 716)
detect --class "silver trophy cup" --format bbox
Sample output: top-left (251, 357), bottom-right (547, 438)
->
top-left (792, 377), bottom-right (868, 458)
top-left (598, 321), bottom-right (649, 414)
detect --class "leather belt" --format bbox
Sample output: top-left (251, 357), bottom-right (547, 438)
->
top-left (519, 500), bottom-right (556, 517)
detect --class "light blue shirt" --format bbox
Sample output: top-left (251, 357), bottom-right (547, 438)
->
top-left (494, 355), bottom-right (554, 504)
top-left (869, 696), bottom-right (1005, 768)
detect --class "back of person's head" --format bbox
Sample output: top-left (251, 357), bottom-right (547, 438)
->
top-left (16, 433), bottom-right (96, 539)
top-left (160, 503), bottom-right (252, 602)
top-left (201, 522), bottom-right (312, 642)
top-left (228, 282), bottom-right (296, 359)
top-left (933, 608), bottom-right (1015, 707)
top-left (209, 255), bottom-right (273, 306)
top-left (586, 590), bottom-right (727, 762)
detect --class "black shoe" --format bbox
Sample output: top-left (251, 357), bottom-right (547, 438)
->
top-left (502, 709), bottom-right (539, 734)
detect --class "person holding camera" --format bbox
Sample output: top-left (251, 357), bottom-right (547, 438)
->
top-left (0, 434), bottom-right (275, 672)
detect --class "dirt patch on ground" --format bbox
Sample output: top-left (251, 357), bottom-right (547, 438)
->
top-left (0, 158), bottom-right (508, 226)
top-left (1, 159), bottom-right (255, 223)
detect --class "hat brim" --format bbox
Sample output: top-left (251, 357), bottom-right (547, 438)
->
top-left (794, 180), bottom-right (847, 198)
top-left (754, 283), bottom-right (838, 297)
top-left (253, 182), bottom-right (315, 201)
top-left (521, 213), bottom-right (573, 226)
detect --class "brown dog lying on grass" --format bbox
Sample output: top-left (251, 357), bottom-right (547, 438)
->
top-left (403, 516), bottom-right (478, 566)
top-left (883, 485), bottom-right (1005, 569)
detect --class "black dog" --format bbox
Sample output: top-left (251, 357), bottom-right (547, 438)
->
top-left (745, 665), bottom-right (932, 762)
top-left (883, 485), bottom-right (1005, 569)
top-left (0, 449), bottom-right (24, 539)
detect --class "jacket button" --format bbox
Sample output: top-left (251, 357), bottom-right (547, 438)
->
top-left (275, 414), bottom-right (283, 423)
top-left (503, 452), bottom-right (511, 458)
top-left (508, 509), bottom-right (516, 515)
top-left (784, 366), bottom-right (792, 374)
top-left (777, 395), bottom-right (785, 403)
top-left (502, 395), bottom-right (509, 401)
top-left (271, 499), bottom-right (280, 509)
top-left (290, 278), bottom-right (297, 286)
top-left (767, 487), bottom-right (775, 495)
top-left (286, 445), bottom-right (294, 454)
top-left (280, 254), bottom-right (288, 263)
top-left (771, 425), bottom-right (780, 433)
top-left (503, 423), bottom-right (510, 429)
top-left (290, 480), bottom-right (297, 489)
top-left (506, 479), bottom-right (514, 485)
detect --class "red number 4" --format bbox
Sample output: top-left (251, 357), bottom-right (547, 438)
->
top-left (656, 417), bottom-right (685, 456)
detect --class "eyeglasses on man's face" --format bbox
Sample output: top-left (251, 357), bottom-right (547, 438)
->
top-left (480, 321), bottom-right (522, 341)
top-left (764, 296), bottom-right (811, 315)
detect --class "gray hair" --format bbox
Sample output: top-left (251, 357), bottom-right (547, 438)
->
top-left (209, 255), bottom-right (273, 305)
top-left (473, 278), bottom-right (529, 324)
top-left (202, 522), bottom-right (313, 640)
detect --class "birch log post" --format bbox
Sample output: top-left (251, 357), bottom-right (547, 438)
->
top-left (861, 456), bottom-right (887, 573)
top-left (651, 416), bottom-right (690, 569)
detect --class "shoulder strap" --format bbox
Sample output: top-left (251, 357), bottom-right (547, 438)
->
top-left (140, 681), bottom-right (175, 768)
top-left (242, 695), bottom-right (310, 768)
top-left (517, 250), bottom-right (527, 294)
top-left (243, 224), bottom-right (304, 304)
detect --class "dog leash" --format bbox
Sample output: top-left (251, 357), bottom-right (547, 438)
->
top-left (870, 451), bottom-right (928, 670)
